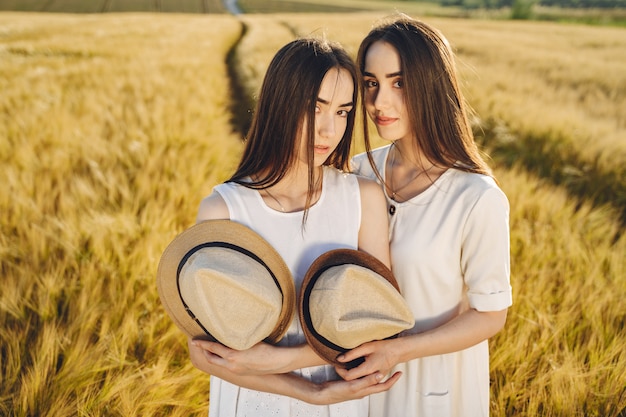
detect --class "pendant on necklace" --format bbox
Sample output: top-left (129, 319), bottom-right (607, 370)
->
top-left (389, 204), bottom-right (396, 215)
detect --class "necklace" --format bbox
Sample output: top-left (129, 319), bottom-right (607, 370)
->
top-left (264, 188), bottom-right (287, 212)
top-left (387, 144), bottom-right (435, 215)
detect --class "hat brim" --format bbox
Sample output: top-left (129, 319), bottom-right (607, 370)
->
top-left (157, 219), bottom-right (294, 345)
top-left (299, 248), bottom-right (401, 368)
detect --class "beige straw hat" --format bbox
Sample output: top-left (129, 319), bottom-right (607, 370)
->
top-left (299, 248), bottom-right (414, 368)
top-left (157, 220), bottom-right (295, 350)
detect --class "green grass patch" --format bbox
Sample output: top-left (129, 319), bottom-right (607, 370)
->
top-left (534, 5), bottom-right (626, 26)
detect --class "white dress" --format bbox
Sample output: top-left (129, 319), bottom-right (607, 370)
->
top-left (208, 165), bottom-right (368, 417)
top-left (352, 145), bottom-right (512, 417)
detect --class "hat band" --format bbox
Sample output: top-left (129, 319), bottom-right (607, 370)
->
top-left (176, 241), bottom-right (285, 341)
top-left (301, 263), bottom-right (365, 369)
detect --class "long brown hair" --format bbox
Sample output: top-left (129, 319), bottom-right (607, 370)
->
top-left (357, 15), bottom-right (493, 178)
top-left (229, 38), bottom-right (358, 216)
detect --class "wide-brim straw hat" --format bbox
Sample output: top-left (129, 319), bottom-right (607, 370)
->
top-left (157, 219), bottom-right (295, 350)
top-left (299, 248), bottom-right (415, 368)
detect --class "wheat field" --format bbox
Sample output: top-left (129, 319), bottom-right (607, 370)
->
top-left (1, 11), bottom-right (625, 417)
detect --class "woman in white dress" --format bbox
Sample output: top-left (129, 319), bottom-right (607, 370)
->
top-left (345, 15), bottom-right (513, 416)
top-left (188, 38), bottom-right (398, 416)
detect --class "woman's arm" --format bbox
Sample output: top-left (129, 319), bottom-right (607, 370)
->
top-left (191, 339), bottom-right (327, 375)
top-left (189, 339), bottom-right (400, 405)
top-left (336, 307), bottom-right (507, 381)
top-left (356, 176), bottom-right (391, 268)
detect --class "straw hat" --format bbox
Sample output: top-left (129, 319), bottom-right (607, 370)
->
top-left (299, 248), bottom-right (415, 368)
top-left (156, 220), bottom-right (295, 350)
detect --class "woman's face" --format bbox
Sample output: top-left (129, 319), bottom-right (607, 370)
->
top-left (296, 67), bottom-right (354, 167)
top-left (363, 41), bottom-right (411, 142)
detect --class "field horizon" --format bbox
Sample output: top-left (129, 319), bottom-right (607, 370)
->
top-left (2, 0), bottom-right (626, 26)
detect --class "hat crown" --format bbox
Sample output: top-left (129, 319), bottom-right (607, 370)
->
top-left (179, 247), bottom-right (282, 350)
top-left (309, 264), bottom-right (414, 349)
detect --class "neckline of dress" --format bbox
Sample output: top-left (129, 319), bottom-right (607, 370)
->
top-left (382, 146), bottom-right (451, 211)
top-left (255, 166), bottom-right (328, 214)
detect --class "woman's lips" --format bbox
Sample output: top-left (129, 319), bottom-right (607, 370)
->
top-left (375, 116), bottom-right (397, 126)
top-left (314, 145), bottom-right (330, 154)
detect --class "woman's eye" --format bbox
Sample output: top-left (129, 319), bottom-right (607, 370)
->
top-left (337, 110), bottom-right (349, 117)
top-left (364, 79), bottom-right (378, 88)
top-left (393, 79), bottom-right (403, 88)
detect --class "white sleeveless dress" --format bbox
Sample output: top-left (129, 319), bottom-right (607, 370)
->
top-left (208, 165), bottom-right (368, 417)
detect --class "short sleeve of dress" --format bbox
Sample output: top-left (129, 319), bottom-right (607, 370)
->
top-left (461, 185), bottom-right (513, 311)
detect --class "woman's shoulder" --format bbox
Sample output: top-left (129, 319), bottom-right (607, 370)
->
top-left (213, 179), bottom-right (255, 196)
top-left (196, 190), bottom-right (230, 222)
top-left (448, 169), bottom-right (509, 205)
top-left (324, 165), bottom-right (384, 193)
top-left (352, 145), bottom-right (390, 163)
top-left (323, 165), bottom-right (360, 187)
top-left (199, 180), bottom-right (256, 221)
top-left (351, 145), bottom-right (391, 177)
top-left (448, 168), bottom-right (497, 189)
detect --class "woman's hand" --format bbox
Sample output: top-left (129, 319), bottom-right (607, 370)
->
top-left (191, 340), bottom-right (288, 375)
top-left (191, 339), bottom-right (324, 376)
top-left (307, 370), bottom-right (402, 405)
top-left (334, 339), bottom-right (400, 382)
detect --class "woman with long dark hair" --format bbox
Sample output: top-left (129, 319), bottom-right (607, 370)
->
top-left (346, 15), bottom-right (512, 416)
top-left (188, 37), bottom-right (397, 416)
